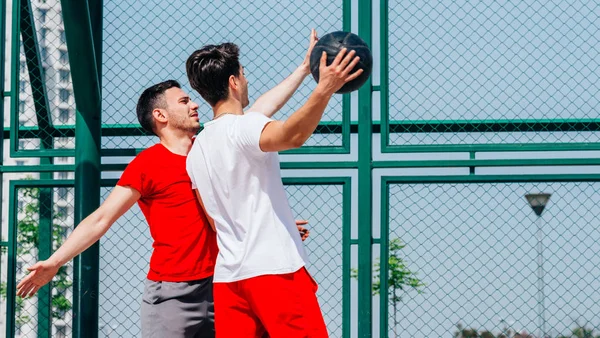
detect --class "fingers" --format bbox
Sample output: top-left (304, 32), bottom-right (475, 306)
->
top-left (17, 280), bottom-right (37, 298)
top-left (337, 50), bottom-right (357, 70)
top-left (346, 68), bottom-right (364, 82)
top-left (331, 48), bottom-right (348, 66)
top-left (295, 219), bottom-right (309, 226)
top-left (341, 54), bottom-right (360, 75)
top-left (310, 28), bottom-right (318, 44)
top-left (320, 51), bottom-right (327, 68)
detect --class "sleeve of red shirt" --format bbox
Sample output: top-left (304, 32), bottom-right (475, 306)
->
top-left (117, 156), bottom-right (146, 196)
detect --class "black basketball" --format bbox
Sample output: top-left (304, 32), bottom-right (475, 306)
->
top-left (309, 31), bottom-right (373, 94)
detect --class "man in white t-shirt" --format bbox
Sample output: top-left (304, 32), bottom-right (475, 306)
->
top-left (185, 30), bottom-right (363, 338)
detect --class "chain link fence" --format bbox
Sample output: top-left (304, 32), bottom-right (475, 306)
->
top-left (8, 185), bottom-right (74, 337)
top-left (4, 0), bottom-right (600, 337)
top-left (388, 0), bottom-right (600, 147)
top-left (102, 0), bottom-right (347, 151)
top-left (17, 0), bottom-right (75, 153)
top-left (386, 181), bottom-right (600, 337)
top-left (97, 182), bottom-right (345, 338)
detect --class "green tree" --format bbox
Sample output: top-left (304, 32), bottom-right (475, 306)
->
top-left (0, 186), bottom-right (73, 331)
top-left (558, 326), bottom-right (600, 338)
top-left (352, 238), bottom-right (425, 337)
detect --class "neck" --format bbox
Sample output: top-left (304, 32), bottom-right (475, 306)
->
top-left (158, 130), bottom-right (195, 156)
top-left (213, 98), bottom-right (243, 118)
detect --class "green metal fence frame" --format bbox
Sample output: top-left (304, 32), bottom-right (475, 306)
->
top-left (5, 177), bottom-right (351, 338)
top-left (379, 173), bottom-right (600, 338)
top-left (3, 0), bottom-right (600, 337)
top-left (378, 0), bottom-right (600, 154)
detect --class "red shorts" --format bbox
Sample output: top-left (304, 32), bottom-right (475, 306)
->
top-left (213, 267), bottom-right (328, 338)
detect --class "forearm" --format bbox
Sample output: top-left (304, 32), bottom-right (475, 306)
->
top-left (282, 86), bottom-right (332, 146)
top-left (46, 212), bottom-right (110, 268)
top-left (250, 65), bottom-right (309, 117)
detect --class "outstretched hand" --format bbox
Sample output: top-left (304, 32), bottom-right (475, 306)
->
top-left (16, 261), bottom-right (60, 298)
top-left (300, 29), bottom-right (319, 75)
top-left (296, 220), bottom-right (310, 241)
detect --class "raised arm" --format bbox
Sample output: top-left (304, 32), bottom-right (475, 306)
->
top-left (259, 48), bottom-right (363, 152)
top-left (16, 185), bottom-right (140, 297)
top-left (247, 29), bottom-right (318, 117)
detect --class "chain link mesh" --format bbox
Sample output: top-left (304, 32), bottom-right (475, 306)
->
top-left (388, 1), bottom-right (600, 147)
top-left (17, 0), bottom-right (75, 152)
top-left (97, 183), bottom-right (345, 337)
top-left (11, 186), bottom-right (74, 337)
top-left (102, 0), bottom-right (345, 150)
top-left (387, 182), bottom-right (600, 337)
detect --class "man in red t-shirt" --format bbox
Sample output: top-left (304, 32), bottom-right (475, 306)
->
top-left (14, 52), bottom-right (314, 336)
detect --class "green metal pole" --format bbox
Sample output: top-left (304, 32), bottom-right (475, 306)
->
top-left (357, 0), bottom-right (373, 336)
top-left (60, 0), bottom-right (102, 336)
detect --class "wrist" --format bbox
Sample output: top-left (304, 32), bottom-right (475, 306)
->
top-left (298, 63), bottom-right (310, 76)
top-left (47, 256), bottom-right (63, 270)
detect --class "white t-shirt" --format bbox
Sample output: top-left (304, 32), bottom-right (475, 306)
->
top-left (186, 112), bottom-right (308, 283)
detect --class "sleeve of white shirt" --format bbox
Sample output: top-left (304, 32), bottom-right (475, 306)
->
top-left (235, 112), bottom-right (274, 156)
top-left (186, 150), bottom-right (198, 190)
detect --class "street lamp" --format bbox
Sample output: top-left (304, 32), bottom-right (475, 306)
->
top-left (525, 193), bottom-right (551, 338)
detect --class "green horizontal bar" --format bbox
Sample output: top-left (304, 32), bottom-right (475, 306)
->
top-left (389, 118), bottom-right (600, 134)
top-left (280, 161), bottom-right (357, 169)
top-left (0, 241), bottom-right (8, 247)
top-left (372, 85), bottom-right (381, 91)
top-left (10, 179), bottom-right (75, 187)
top-left (1, 164), bottom-right (75, 172)
top-left (383, 174), bottom-right (600, 184)
top-left (5, 158), bottom-right (600, 173)
top-left (3, 91), bottom-right (9, 96)
top-left (383, 142), bottom-right (600, 153)
top-left (7, 118), bottom-right (600, 141)
top-left (350, 239), bottom-right (359, 245)
top-left (372, 238), bottom-right (381, 244)
top-left (373, 158), bottom-right (600, 168)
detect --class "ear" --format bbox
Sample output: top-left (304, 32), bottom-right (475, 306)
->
top-left (229, 74), bottom-right (238, 90)
top-left (152, 108), bottom-right (168, 124)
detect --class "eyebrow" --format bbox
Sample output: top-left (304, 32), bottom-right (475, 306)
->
top-left (178, 96), bottom-right (190, 101)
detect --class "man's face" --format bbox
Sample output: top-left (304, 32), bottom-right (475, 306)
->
top-left (238, 65), bottom-right (249, 108)
top-left (162, 87), bottom-right (201, 134)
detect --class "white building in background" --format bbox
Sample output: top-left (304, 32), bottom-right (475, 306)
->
top-left (2, 0), bottom-right (74, 336)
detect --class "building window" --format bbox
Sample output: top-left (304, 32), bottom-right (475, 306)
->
top-left (40, 28), bottom-right (48, 43)
top-left (17, 199), bottom-right (24, 210)
top-left (57, 187), bottom-right (68, 200)
top-left (19, 100), bottom-right (26, 113)
top-left (40, 47), bottom-right (48, 61)
top-left (59, 69), bottom-right (70, 83)
top-left (19, 140), bottom-right (26, 149)
top-left (20, 61), bottom-right (26, 73)
top-left (59, 50), bottom-right (68, 64)
top-left (57, 206), bottom-right (68, 219)
top-left (19, 80), bottom-right (26, 93)
top-left (59, 30), bottom-right (66, 44)
top-left (16, 160), bottom-right (25, 166)
top-left (58, 171), bottom-right (69, 179)
top-left (19, 119), bottom-right (26, 127)
top-left (59, 89), bottom-right (70, 103)
top-left (38, 9), bottom-right (48, 24)
top-left (59, 108), bottom-right (70, 123)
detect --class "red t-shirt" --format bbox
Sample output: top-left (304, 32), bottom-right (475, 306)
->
top-left (117, 143), bottom-right (217, 282)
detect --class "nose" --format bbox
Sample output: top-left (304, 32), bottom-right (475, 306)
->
top-left (191, 100), bottom-right (199, 110)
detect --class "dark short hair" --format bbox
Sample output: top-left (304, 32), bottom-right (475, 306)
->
top-left (136, 80), bottom-right (181, 135)
top-left (186, 43), bottom-right (241, 107)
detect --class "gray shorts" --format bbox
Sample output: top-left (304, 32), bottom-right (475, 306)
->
top-left (141, 276), bottom-right (214, 338)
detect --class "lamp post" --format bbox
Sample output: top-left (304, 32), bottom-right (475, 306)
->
top-left (525, 193), bottom-right (551, 338)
